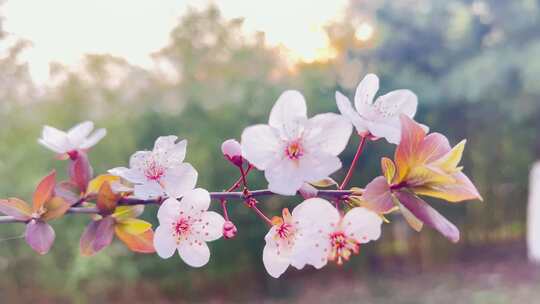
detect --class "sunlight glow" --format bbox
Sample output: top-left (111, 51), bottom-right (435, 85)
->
top-left (3, 0), bottom-right (349, 85)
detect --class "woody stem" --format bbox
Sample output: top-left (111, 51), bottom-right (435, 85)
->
top-left (0, 189), bottom-right (352, 224)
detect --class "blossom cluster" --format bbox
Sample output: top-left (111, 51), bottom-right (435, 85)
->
top-left (0, 74), bottom-right (482, 278)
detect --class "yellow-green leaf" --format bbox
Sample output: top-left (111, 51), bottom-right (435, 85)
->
top-left (112, 205), bottom-right (144, 220)
top-left (87, 175), bottom-right (120, 195)
top-left (116, 218), bottom-right (152, 235)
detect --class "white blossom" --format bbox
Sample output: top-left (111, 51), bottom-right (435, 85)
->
top-left (109, 136), bottom-right (197, 199)
top-left (241, 90), bottom-right (352, 195)
top-left (153, 188), bottom-right (224, 267)
top-left (336, 73), bottom-right (419, 144)
top-left (38, 121), bottom-right (106, 155)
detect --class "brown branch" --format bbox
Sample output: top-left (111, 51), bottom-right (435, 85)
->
top-left (0, 189), bottom-right (352, 224)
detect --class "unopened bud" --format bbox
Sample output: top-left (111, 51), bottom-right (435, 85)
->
top-left (223, 221), bottom-right (238, 239)
top-left (221, 139), bottom-right (243, 167)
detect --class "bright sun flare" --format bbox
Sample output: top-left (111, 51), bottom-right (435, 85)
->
top-left (3, 0), bottom-right (351, 85)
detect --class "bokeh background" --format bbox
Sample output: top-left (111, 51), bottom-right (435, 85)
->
top-left (1, 0), bottom-right (539, 303)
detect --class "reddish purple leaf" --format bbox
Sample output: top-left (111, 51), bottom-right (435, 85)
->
top-left (55, 181), bottom-right (81, 206)
top-left (395, 190), bottom-right (460, 243)
top-left (33, 170), bottom-right (56, 211)
top-left (25, 220), bottom-right (55, 255)
top-left (80, 217), bottom-right (115, 256)
top-left (362, 176), bottom-right (395, 214)
top-left (0, 198), bottom-right (32, 221)
top-left (69, 152), bottom-right (93, 193)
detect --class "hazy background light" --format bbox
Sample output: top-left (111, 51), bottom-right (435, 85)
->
top-left (355, 22), bottom-right (375, 42)
top-left (3, 0), bottom-right (349, 85)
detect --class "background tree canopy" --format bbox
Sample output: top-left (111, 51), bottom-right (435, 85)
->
top-left (0, 0), bottom-right (539, 302)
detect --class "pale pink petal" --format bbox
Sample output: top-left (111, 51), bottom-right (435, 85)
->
top-left (263, 228), bottom-right (292, 278)
top-left (268, 90), bottom-right (307, 132)
top-left (154, 225), bottom-right (177, 259)
top-left (373, 89), bottom-right (418, 118)
top-left (368, 119), bottom-right (402, 145)
top-left (178, 237), bottom-right (210, 267)
top-left (299, 153), bottom-right (342, 183)
top-left (154, 136), bottom-right (187, 164)
top-left (161, 163), bottom-right (198, 198)
top-left (343, 207), bottom-right (383, 243)
top-left (129, 151), bottom-right (152, 170)
top-left (265, 160), bottom-right (305, 195)
top-left (304, 113), bottom-right (353, 156)
top-left (195, 211), bottom-right (225, 242)
top-left (290, 234), bottom-right (330, 270)
top-left (336, 91), bottom-right (369, 133)
top-left (354, 73), bottom-right (379, 115)
top-left (67, 121), bottom-right (94, 147)
top-left (80, 128), bottom-right (106, 149)
top-left (133, 181), bottom-right (164, 199)
top-left (153, 135), bottom-right (178, 152)
top-left (157, 198), bottom-right (181, 224)
top-left (108, 167), bottom-right (146, 184)
top-left (40, 126), bottom-right (71, 153)
top-left (241, 124), bottom-right (282, 170)
top-left (179, 188), bottom-right (211, 215)
top-left (292, 198), bottom-right (340, 231)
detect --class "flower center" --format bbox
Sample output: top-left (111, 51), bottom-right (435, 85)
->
top-left (276, 223), bottom-right (293, 239)
top-left (171, 217), bottom-right (192, 243)
top-left (285, 141), bottom-right (304, 160)
top-left (144, 158), bottom-right (166, 180)
top-left (328, 231), bottom-right (360, 265)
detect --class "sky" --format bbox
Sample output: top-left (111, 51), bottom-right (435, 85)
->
top-left (3, 0), bottom-right (352, 85)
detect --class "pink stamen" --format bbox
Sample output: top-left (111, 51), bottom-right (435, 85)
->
top-left (285, 140), bottom-right (304, 160)
top-left (144, 159), bottom-right (166, 180)
top-left (328, 231), bottom-right (360, 265)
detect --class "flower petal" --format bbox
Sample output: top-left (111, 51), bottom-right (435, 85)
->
top-left (362, 176), bottom-right (395, 214)
top-left (263, 228), bottom-right (292, 278)
top-left (292, 198), bottom-right (340, 232)
top-left (299, 153), bottom-right (342, 183)
top-left (162, 163), bottom-right (198, 198)
top-left (178, 237), bottom-right (210, 267)
top-left (40, 125), bottom-right (71, 153)
top-left (108, 167), bottom-right (146, 184)
top-left (354, 73), bottom-right (379, 114)
top-left (241, 124), bottom-right (281, 170)
top-left (265, 159), bottom-right (305, 195)
top-left (154, 225), bottom-right (177, 259)
top-left (373, 89), bottom-right (418, 118)
top-left (335, 91), bottom-right (368, 133)
top-left (395, 190), bottom-right (460, 243)
top-left (129, 151), bottom-right (152, 170)
top-left (154, 136), bottom-right (187, 164)
top-left (179, 188), bottom-right (211, 215)
top-left (80, 128), bottom-right (106, 149)
top-left (67, 121), bottom-right (94, 147)
top-left (195, 211), bottom-right (225, 242)
top-left (304, 113), bottom-right (353, 156)
top-left (268, 90), bottom-right (307, 132)
top-left (133, 181), bottom-right (164, 199)
top-left (157, 198), bottom-right (181, 224)
top-left (343, 207), bottom-right (383, 243)
top-left (368, 118), bottom-right (402, 144)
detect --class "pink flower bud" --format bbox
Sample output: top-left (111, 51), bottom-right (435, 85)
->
top-left (223, 221), bottom-right (238, 239)
top-left (221, 139), bottom-right (243, 167)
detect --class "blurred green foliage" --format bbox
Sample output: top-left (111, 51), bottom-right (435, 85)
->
top-left (0, 1), bottom-right (539, 302)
